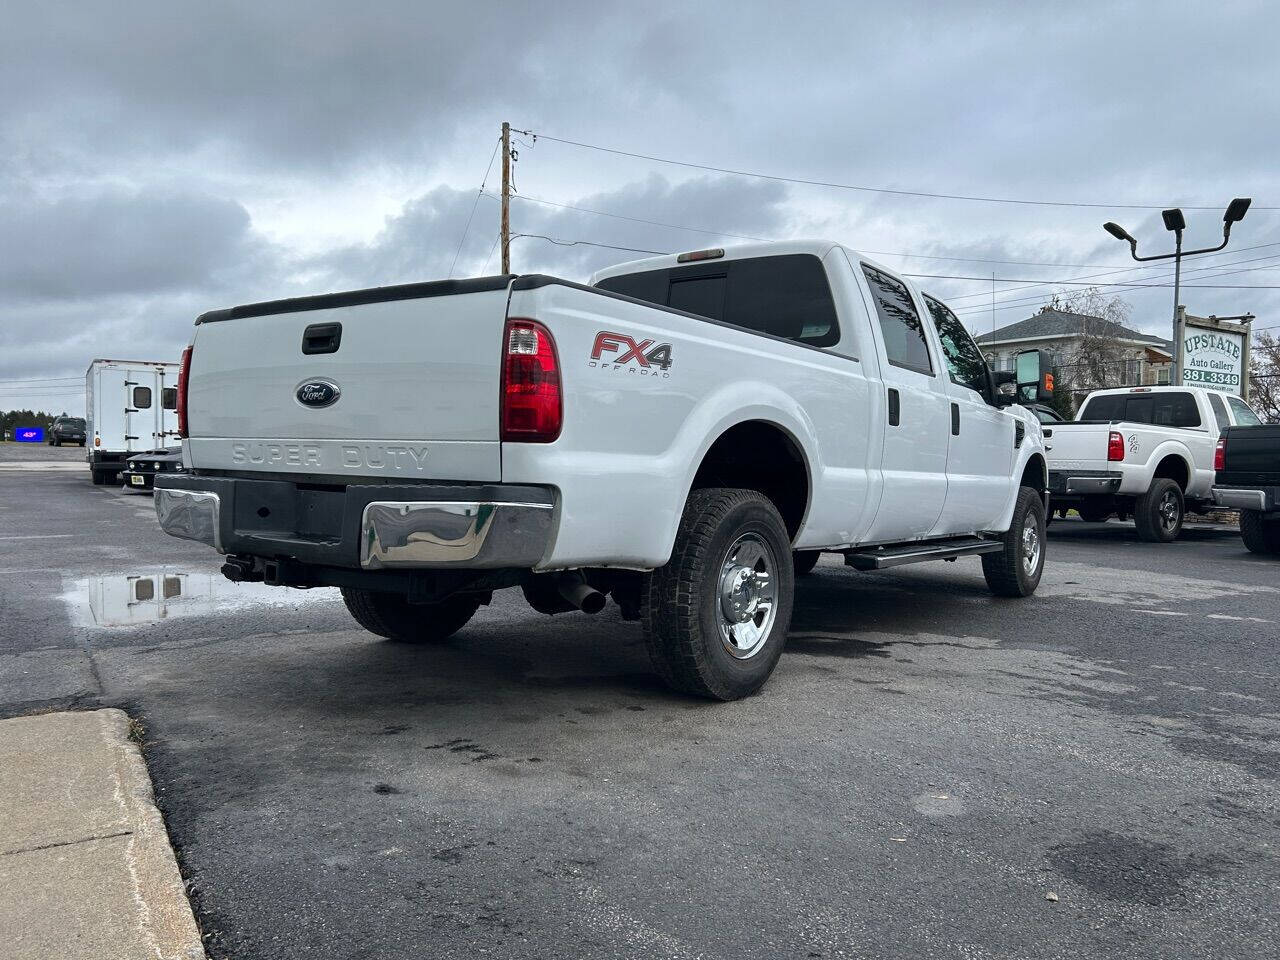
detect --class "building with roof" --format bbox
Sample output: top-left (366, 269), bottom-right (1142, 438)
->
top-left (975, 308), bottom-right (1173, 406)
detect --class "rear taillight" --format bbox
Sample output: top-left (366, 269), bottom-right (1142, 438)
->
top-left (1214, 436), bottom-right (1226, 471)
top-left (177, 344), bottom-right (193, 438)
top-left (501, 318), bottom-right (561, 443)
top-left (1107, 430), bottom-right (1125, 462)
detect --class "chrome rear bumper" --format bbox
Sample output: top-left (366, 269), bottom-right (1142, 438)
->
top-left (360, 500), bottom-right (553, 569)
top-left (154, 474), bottom-right (555, 570)
top-left (154, 488), bottom-right (223, 552)
top-left (1213, 487), bottom-right (1271, 512)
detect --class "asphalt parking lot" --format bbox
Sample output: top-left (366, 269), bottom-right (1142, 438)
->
top-left (2, 443), bottom-right (1278, 960)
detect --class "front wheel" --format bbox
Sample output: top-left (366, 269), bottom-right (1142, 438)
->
top-left (643, 488), bottom-right (794, 700)
top-left (1240, 510), bottom-right (1280, 555)
top-left (341, 587), bottom-right (481, 643)
top-left (1134, 478), bottom-right (1183, 543)
top-left (982, 486), bottom-right (1046, 597)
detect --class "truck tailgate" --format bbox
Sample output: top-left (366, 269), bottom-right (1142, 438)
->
top-left (1045, 422), bottom-right (1114, 473)
top-left (185, 279), bottom-right (511, 482)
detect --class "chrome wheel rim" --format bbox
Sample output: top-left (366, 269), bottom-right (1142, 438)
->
top-left (1159, 491), bottom-right (1180, 532)
top-left (1021, 512), bottom-right (1042, 577)
top-left (716, 533), bottom-right (778, 660)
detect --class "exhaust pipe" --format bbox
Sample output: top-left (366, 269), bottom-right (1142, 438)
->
top-left (557, 572), bottom-right (606, 615)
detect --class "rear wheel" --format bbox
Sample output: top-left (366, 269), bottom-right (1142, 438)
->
top-left (1240, 510), bottom-right (1280, 555)
top-left (341, 587), bottom-right (481, 643)
top-left (1134, 478), bottom-right (1183, 543)
top-left (982, 486), bottom-right (1046, 597)
top-left (793, 550), bottom-right (821, 576)
top-left (643, 488), bottom-right (794, 700)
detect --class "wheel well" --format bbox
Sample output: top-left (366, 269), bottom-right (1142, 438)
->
top-left (1153, 455), bottom-right (1189, 491)
top-left (691, 421), bottom-right (809, 539)
top-left (1021, 454), bottom-right (1047, 498)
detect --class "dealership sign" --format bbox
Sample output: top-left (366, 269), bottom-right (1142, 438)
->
top-left (1177, 312), bottom-right (1252, 397)
top-left (15, 427), bottom-right (45, 443)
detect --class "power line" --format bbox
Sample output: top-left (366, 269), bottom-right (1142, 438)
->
top-left (511, 234), bottom-right (666, 256)
top-left (506, 191), bottom-right (1158, 271)
top-left (525, 130), bottom-right (1275, 212)
top-left (0, 376), bottom-right (81, 385)
top-left (951, 254), bottom-right (1280, 317)
top-left (945, 242), bottom-right (1280, 306)
top-left (448, 137), bottom-right (503, 279)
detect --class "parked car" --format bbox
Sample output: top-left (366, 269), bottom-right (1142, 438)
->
top-left (48, 416), bottom-right (87, 446)
top-left (1213, 424), bottom-right (1280, 555)
top-left (1030, 404), bottom-right (1064, 425)
top-left (1044, 386), bottom-right (1262, 541)
top-left (153, 241), bottom-right (1053, 700)
top-left (121, 448), bottom-right (183, 492)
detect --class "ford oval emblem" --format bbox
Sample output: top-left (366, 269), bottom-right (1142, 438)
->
top-left (296, 379), bottom-right (341, 408)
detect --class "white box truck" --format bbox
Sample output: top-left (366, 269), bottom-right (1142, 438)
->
top-left (85, 358), bottom-right (181, 485)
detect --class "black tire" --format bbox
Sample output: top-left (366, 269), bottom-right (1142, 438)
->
top-left (982, 486), bottom-right (1046, 598)
top-left (643, 488), bottom-right (794, 701)
top-left (340, 587), bottom-right (481, 643)
top-left (793, 550), bottom-right (821, 576)
top-left (91, 470), bottom-right (108, 485)
top-left (1077, 504), bottom-right (1111, 523)
top-left (1134, 478), bottom-right (1183, 543)
top-left (1240, 510), bottom-right (1280, 555)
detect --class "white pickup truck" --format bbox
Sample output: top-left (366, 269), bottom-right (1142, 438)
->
top-left (1045, 385), bottom-right (1263, 541)
top-left (154, 240), bottom-right (1052, 699)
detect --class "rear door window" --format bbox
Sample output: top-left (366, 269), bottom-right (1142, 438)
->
top-left (1207, 392), bottom-right (1229, 433)
top-left (861, 265), bottom-right (933, 375)
top-left (132, 386), bottom-right (152, 409)
top-left (596, 253), bottom-right (840, 347)
top-left (162, 387), bottom-right (178, 411)
top-left (1228, 396), bottom-right (1262, 426)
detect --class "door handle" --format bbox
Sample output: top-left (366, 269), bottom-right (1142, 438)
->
top-left (950, 403), bottom-right (960, 436)
top-left (887, 388), bottom-right (900, 426)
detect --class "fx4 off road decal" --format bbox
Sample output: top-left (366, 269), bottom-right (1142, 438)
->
top-left (589, 331), bottom-right (673, 377)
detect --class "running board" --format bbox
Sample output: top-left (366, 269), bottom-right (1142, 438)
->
top-left (844, 536), bottom-right (1003, 571)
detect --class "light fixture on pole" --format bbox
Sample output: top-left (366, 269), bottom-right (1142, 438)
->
top-left (1102, 198), bottom-right (1250, 385)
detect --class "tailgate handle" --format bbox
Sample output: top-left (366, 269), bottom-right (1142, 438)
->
top-left (302, 322), bottom-right (342, 355)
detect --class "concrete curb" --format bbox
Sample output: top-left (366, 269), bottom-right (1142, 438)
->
top-left (0, 708), bottom-right (206, 960)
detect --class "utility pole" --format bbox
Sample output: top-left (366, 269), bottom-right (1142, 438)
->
top-left (500, 121), bottom-right (511, 275)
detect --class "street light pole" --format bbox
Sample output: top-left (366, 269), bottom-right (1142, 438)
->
top-left (1103, 198), bottom-right (1250, 388)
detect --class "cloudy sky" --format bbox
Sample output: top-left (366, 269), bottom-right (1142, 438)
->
top-left (3, 0), bottom-right (1278, 415)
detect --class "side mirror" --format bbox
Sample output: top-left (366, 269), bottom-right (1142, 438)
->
top-left (991, 370), bottom-right (1017, 407)
top-left (1015, 349), bottom-right (1054, 404)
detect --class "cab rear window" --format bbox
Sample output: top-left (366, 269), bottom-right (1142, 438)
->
top-left (1079, 391), bottom-right (1201, 427)
top-left (596, 254), bottom-right (839, 347)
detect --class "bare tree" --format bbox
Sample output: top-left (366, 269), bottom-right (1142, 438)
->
top-left (1249, 331), bottom-right (1280, 423)
top-left (1041, 287), bottom-right (1136, 395)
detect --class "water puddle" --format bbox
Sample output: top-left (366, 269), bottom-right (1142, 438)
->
top-left (63, 569), bottom-right (339, 628)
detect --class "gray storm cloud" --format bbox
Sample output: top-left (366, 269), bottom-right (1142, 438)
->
top-left (2, 0), bottom-right (1277, 411)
